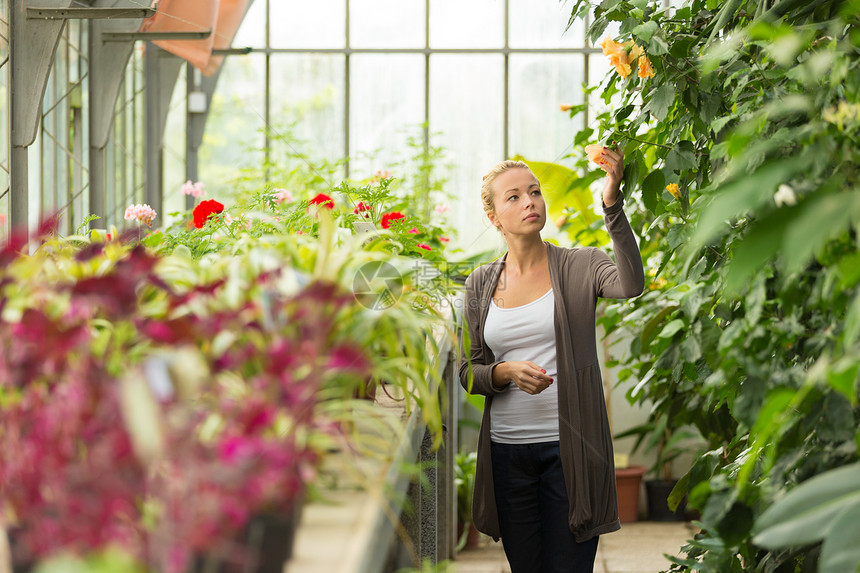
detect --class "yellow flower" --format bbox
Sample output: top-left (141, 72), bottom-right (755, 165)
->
top-left (585, 144), bottom-right (610, 167)
top-left (600, 36), bottom-right (624, 57)
top-left (610, 53), bottom-right (632, 78)
top-left (666, 183), bottom-right (681, 199)
top-left (560, 104), bottom-right (573, 112)
top-left (600, 36), bottom-right (650, 79)
top-left (638, 55), bottom-right (655, 79)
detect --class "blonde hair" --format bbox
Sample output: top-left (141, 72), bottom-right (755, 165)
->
top-left (480, 160), bottom-right (531, 215)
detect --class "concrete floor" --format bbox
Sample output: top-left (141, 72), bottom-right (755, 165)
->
top-left (453, 521), bottom-right (696, 573)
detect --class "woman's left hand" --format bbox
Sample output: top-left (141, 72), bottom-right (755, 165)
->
top-left (599, 144), bottom-right (624, 207)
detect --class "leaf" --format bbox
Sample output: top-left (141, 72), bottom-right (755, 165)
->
top-left (844, 291), bottom-right (860, 348)
top-left (649, 35), bottom-right (669, 55)
top-left (711, 114), bottom-right (736, 134)
top-left (724, 205), bottom-right (798, 293)
top-left (819, 501), bottom-right (860, 573)
top-left (642, 170), bottom-right (665, 214)
top-left (750, 387), bottom-right (795, 438)
top-left (745, 274), bottom-right (766, 325)
top-left (753, 463), bottom-right (860, 548)
top-left (680, 335), bottom-right (702, 363)
top-left (827, 360), bottom-right (859, 406)
top-left (658, 318), bottom-right (685, 339)
top-left (783, 190), bottom-right (860, 273)
top-left (665, 141), bottom-right (698, 173)
top-left (668, 473), bottom-right (690, 511)
top-left (706, 0), bottom-right (745, 45)
top-left (647, 84), bottom-right (675, 121)
top-left (690, 156), bottom-right (814, 248)
top-left (574, 127), bottom-right (595, 146)
top-left (641, 305), bottom-right (680, 348)
top-left (632, 20), bottom-right (658, 42)
top-left (667, 224), bottom-right (691, 250)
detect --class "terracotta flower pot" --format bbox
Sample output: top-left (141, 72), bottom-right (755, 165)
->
top-left (615, 465), bottom-right (647, 523)
top-left (456, 521), bottom-right (481, 550)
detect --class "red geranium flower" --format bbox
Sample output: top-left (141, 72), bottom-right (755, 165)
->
top-left (309, 193), bottom-right (335, 210)
top-left (416, 243), bottom-right (432, 251)
top-left (192, 199), bottom-right (225, 229)
top-left (353, 202), bottom-right (373, 218)
top-left (380, 211), bottom-right (405, 229)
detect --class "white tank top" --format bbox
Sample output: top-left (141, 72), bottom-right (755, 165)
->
top-left (484, 288), bottom-right (560, 444)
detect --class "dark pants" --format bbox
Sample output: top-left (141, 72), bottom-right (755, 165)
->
top-left (491, 441), bottom-right (599, 573)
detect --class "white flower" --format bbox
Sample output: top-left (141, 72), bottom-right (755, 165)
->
top-left (774, 184), bottom-right (797, 207)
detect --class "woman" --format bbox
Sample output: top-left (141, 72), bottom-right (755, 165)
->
top-left (458, 147), bottom-right (644, 572)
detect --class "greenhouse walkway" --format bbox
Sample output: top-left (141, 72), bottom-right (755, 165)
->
top-left (453, 521), bottom-right (695, 573)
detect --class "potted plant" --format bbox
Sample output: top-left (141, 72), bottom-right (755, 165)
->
top-left (454, 450), bottom-right (480, 550)
top-left (614, 413), bottom-right (702, 521)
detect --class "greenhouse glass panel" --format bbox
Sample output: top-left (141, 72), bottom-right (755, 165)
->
top-left (232, 0), bottom-right (266, 49)
top-left (508, 54), bottom-right (584, 168)
top-left (269, 54), bottom-right (346, 185)
top-left (162, 66), bottom-right (187, 225)
top-left (349, 54), bottom-right (425, 180)
top-left (350, 0), bottom-right (425, 48)
top-left (270, 0), bottom-right (346, 49)
top-left (429, 54), bottom-right (504, 255)
top-left (429, 0), bottom-right (503, 49)
top-left (508, 0), bottom-right (585, 49)
top-left (199, 54), bottom-right (265, 199)
top-left (588, 53), bottom-right (626, 130)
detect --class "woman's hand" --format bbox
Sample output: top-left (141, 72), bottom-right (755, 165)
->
top-left (492, 361), bottom-right (554, 395)
top-left (599, 144), bottom-right (624, 207)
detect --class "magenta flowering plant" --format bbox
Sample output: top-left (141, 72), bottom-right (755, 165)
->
top-left (0, 227), bottom-right (373, 572)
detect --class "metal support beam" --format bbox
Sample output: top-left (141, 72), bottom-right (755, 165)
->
top-left (212, 47), bottom-right (253, 55)
top-left (9, 0), bottom-right (73, 231)
top-left (102, 30), bottom-right (212, 42)
top-left (89, 1), bottom-right (145, 227)
top-left (144, 44), bottom-right (183, 228)
top-left (185, 64), bottom-right (223, 211)
top-left (26, 6), bottom-right (155, 20)
top-left (185, 0), bottom-right (255, 209)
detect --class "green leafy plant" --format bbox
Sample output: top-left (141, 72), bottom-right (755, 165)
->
top-left (613, 415), bottom-right (703, 481)
top-left (564, 0), bottom-right (860, 570)
top-left (454, 450), bottom-right (478, 551)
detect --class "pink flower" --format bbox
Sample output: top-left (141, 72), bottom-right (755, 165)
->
top-left (124, 204), bottom-right (157, 227)
top-left (273, 188), bottom-right (294, 204)
top-left (0, 213), bottom-right (6, 226)
top-left (434, 204), bottom-right (450, 215)
top-left (416, 243), bottom-right (431, 251)
top-left (223, 213), bottom-right (234, 225)
top-left (181, 180), bottom-right (205, 198)
top-left (370, 170), bottom-right (393, 183)
top-left (408, 227), bottom-right (419, 234)
top-left (439, 236), bottom-right (450, 243)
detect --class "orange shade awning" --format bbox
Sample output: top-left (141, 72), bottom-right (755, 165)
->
top-left (140, 0), bottom-right (251, 76)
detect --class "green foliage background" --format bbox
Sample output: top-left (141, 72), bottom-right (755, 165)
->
top-left (561, 0), bottom-right (860, 570)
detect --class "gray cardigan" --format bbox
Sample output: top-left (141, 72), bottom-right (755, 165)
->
top-left (458, 193), bottom-right (644, 542)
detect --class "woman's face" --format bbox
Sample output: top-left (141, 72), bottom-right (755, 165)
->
top-left (488, 168), bottom-right (546, 236)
